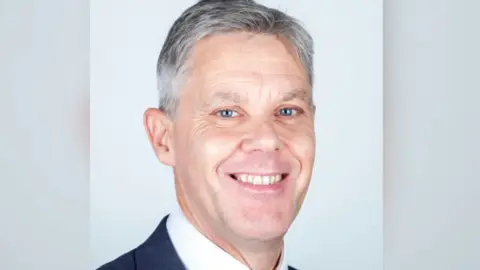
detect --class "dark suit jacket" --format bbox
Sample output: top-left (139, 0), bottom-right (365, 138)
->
top-left (97, 215), bottom-right (298, 270)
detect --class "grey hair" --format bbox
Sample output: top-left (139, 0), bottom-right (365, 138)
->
top-left (156, 0), bottom-right (314, 117)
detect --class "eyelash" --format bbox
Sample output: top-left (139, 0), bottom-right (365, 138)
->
top-left (276, 107), bottom-right (304, 117)
top-left (214, 106), bottom-right (304, 118)
top-left (215, 109), bottom-right (240, 118)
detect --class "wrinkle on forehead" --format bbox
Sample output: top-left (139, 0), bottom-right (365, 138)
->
top-left (200, 88), bottom-right (314, 111)
top-left (194, 70), bottom-right (311, 105)
top-left (180, 32), bottom-right (313, 111)
top-left (189, 33), bottom-right (307, 80)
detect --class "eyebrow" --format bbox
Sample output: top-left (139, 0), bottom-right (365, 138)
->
top-left (204, 88), bottom-right (315, 111)
top-left (282, 88), bottom-right (316, 112)
top-left (211, 91), bottom-right (243, 104)
top-left (282, 88), bottom-right (312, 104)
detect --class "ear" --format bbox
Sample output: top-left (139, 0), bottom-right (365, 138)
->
top-left (144, 108), bottom-right (175, 166)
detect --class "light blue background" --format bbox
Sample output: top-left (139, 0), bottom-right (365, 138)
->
top-left (90, 1), bottom-right (383, 270)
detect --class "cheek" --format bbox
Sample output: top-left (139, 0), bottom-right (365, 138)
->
top-left (278, 121), bottom-right (316, 161)
top-left (192, 123), bottom-right (243, 175)
top-left (196, 128), bottom-right (243, 200)
top-left (175, 117), bottom-right (243, 173)
top-left (203, 130), bottom-right (241, 166)
top-left (278, 123), bottom-right (315, 191)
top-left (296, 132), bottom-right (316, 164)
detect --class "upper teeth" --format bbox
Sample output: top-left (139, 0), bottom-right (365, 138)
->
top-left (233, 174), bottom-right (283, 185)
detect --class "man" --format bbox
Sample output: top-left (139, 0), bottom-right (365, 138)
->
top-left (98, 0), bottom-right (315, 269)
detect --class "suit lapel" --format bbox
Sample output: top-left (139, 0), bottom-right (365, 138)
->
top-left (134, 215), bottom-right (186, 270)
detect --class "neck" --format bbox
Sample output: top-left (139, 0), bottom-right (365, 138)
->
top-left (177, 194), bottom-right (284, 270)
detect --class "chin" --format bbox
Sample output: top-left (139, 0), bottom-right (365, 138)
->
top-left (219, 204), bottom-right (295, 242)
top-left (231, 220), bottom-right (291, 242)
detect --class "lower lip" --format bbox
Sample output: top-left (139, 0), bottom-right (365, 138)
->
top-left (224, 174), bottom-right (290, 193)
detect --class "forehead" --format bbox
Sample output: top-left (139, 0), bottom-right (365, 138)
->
top-left (186, 32), bottom-right (309, 92)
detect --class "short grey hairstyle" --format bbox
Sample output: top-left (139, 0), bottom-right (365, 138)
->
top-left (156, 0), bottom-right (314, 117)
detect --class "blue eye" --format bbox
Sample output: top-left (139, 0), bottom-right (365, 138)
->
top-left (278, 107), bottom-right (297, 116)
top-left (216, 109), bottom-right (239, 118)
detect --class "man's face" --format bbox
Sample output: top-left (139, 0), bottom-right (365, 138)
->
top-left (167, 33), bottom-right (315, 242)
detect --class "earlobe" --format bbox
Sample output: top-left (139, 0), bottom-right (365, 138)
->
top-left (143, 108), bottom-right (175, 166)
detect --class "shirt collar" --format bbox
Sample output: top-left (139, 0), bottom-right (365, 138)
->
top-left (166, 208), bottom-right (289, 270)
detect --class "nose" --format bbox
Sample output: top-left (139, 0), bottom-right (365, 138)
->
top-left (240, 121), bottom-right (283, 153)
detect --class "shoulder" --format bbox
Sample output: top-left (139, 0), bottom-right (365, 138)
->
top-left (96, 250), bottom-right (136, 270)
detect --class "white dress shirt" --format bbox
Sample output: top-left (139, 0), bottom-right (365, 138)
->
top-left (166, 208), bottom-right (289, 270)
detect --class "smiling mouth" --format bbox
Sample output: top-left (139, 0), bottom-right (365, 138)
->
top-left (228, 173), bottom-right (289, 185)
